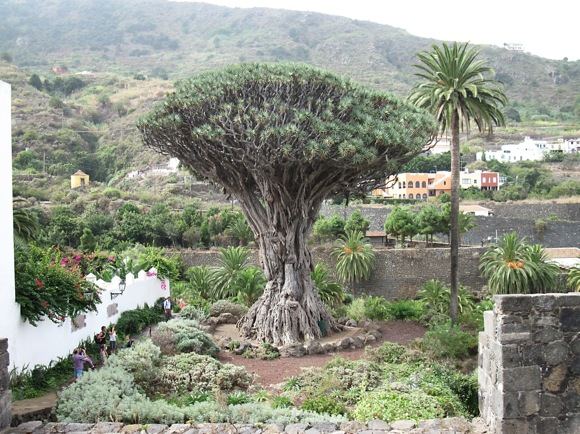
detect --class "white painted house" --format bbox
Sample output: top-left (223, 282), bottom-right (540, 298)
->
top-left (477, 136), bottom-right (580, 162)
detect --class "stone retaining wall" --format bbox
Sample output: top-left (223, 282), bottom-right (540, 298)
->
top-left (5, 418), bottom-right (488, 434)
top-left (178, 246), bottom-right (487, 299)
top-left (0, 339), bottom-right (10, 430)
top-left (478, 293), bottom-right (580, 434)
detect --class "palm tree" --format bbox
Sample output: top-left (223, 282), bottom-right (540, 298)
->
top-left (311, 263), bottom-right (345, 306)
top-left (480, 233), bottom-right (559, 294)
top-left (13, 207), bottom-right (39, 243)
top-left (409, 42), bottom-right (507, 322)
top-left (332, 230), bottom-right (375, 293)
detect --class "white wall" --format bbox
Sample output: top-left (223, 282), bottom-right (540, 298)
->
top-left (7, 271), bottom-right (169, 370)
top-left (0, 80), bottom-right (171, 370)
top-left (0, 81), bottom-right (20, 364)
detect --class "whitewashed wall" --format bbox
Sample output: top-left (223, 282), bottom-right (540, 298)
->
top-left (4, 271), bottom-right (170, 370)
top-left (0, 81), bottom-right (172, 371)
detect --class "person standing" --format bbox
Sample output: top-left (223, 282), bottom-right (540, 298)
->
top-left (99, 344), bottom-right (108, 365)
top-left (72, 348), bottom-right (94, 380)
top-left (163, 297), bottom-right (172, 320)
top-left (109, 326), bottom-right (117, 353)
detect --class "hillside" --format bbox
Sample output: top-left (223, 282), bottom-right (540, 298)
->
top-left (1, 0), bottom-right (579, 113)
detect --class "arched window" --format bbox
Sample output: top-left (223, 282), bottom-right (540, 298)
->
top-left (415, 181), bottom-right (420, 188)
top-left (422, 193), bottom-right (427, 199)
top-left (398, 182), bottom-right (401, 188)
top-left (422, 181), bottom-right (427, 188)
top-left (402, 181), bottom-right (406, 188)
top-left (409, 194), bottom-right (414, 199)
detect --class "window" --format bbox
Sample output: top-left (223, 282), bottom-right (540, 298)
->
top-left (398, 182), bottom-right (401, 188)
top-left (474, 179), bottom-right (477, 184)
top-left (409, 194), bottom-right (413, 199)
top-left (402, 194), bottom-right (406, 198)
top-left (443, 181), bottom-right (447, 185)
top-left (422, 193), bottom-right (427, 199)
top-left (492, 177), bottom-right (496, 182)
top-left (402, 182), bottom-right (406, 188)
top-left (483, 177), bottom-right (486, 183)
top-left (415, 181), bottom-right (420, 188)
top-left (422, 181), bottom-right (426, 188)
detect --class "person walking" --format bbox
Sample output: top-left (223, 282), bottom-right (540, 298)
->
top-left (95, 325), bottom-right (107, 346)
top-left (163, 297), bottom-right (172, 320)
top-left (99, 344), bottom-right (108, 365)
top-left (72, 348), bottom-right (94, 380)
top-left (109, 326), bottom-right (117, 353)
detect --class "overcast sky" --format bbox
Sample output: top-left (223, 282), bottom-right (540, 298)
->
top-left (176, 0), bottom-right (579, 60)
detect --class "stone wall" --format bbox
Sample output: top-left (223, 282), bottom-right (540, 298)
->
top-left (478, 294), bottom-right (580, 434)
top-left (178, 246), bottom-right (487, 299)
top-left (0, 339), bottom-right (11, 430)
top-left (320, 202), bottom-right (580, 248)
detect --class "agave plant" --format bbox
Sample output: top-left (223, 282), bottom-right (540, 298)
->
top-left (332, 230), bottom-right (375, 287)
top-left (480, 233), bottom-right (559, 294)
top-left (567, 267), bottom-right (580, 292)
top-left (311, 263), bottom-right (345, 306)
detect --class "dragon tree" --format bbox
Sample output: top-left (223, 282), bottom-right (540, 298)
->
top-left (139, 63), bottom-right (436, 346)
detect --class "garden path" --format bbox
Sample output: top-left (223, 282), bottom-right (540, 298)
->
top-left (218, 320), bottom-right (426, 386)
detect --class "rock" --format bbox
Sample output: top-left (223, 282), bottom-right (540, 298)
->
top-left (322, 343), bottom-right (336, 353)
top-left (285, 423), bottom-right (309, 434)
top-left (92, 423), bottom-right (124, 434)
top-left (390, 420), bottom-right (416, 431)
top-left (65, 425), bottom-right (94, 433)
top-left (545, 364), bottom-right (568, 393)
top-left (544, 341), bottom-right (570, 366)
top-left (42, 423), bottom-right (68, 433)
top-left (369, 329), bottom-right (382, 339)
top-left (418, 419), bottom-right (441, 430)
top-left (367, 420), bottom-right (390, 430)
top-left (304, 429), bottom-right (319, 434)
top-left (364, 334), bottom-right (376, 345)
top-left (338, 317), bottom-right (349, 325)
top-left (359, 320), bottom-right (372, 330)
top-left (338, 337), bottom-right (353, 350)
top-left (280, 344), bottom-right (306, 357)
top-left (469, 417), bottom-right (488, 434)
top-left (120, 425), bottom-right (142, 434)
top-left (234, 341), bottom-right (253, 355)
top-left (262, 423), bottom-right (285, 433)
top-left (310, 423), bottom-right (337, 433)
top-left (351, 335), bottom-right (364, 349)
top-left (164, 425), bottom-right (194, 434)
top-left (345, 319), bottom-right (358, 327)
top-left (339, 422), bottom-right (366, 433)
top-left (304, 341), bottom-right (324, 355)
top-left (11, 421), bottom-right (44, 433)
top-left (440, 417), bottom-right (471, 431)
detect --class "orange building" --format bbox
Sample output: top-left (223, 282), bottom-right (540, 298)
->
top-left (373, 172), bottom-right (451, 200)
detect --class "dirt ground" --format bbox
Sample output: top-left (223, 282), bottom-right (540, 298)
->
top-left (217, 320), bottom-right (426, 386)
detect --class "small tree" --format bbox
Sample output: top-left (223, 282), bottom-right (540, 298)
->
top-left (139, 63), bottom-right (435, 345)
top-left (29, 74), bottom-right (43, 91)
top-left (344, 210), bottom-right (370, 234)
top-left (416, 204), bottom-right (442, 245)
top-left (384, 206), bottom-right (418, 246)
top-left (79, 228), bottom-right (97, 252)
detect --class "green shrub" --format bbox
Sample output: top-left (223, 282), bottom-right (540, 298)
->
top-left (353, 388), bottom-right (444, 421)
top-left (421, 322), bottom-right (477, 359)
top-left (365, 342), bottom-right (409, 364)
top-left (115, 303), bottom-right (163, 336)
top-left (385, 300), bottom-right (424, 320)
top-left (418, 280), bottom-right (475, 324)
top-left (227, 391), bottom-right (252, 405)
top-left (272, 396), bottom-right (293, 408)
top-left (107, 340), bottom-right (161, 388)
top-left (158, 353), bottom-right (253, 395)
top-left (151, 319), bottom-right (218, 356)
top-left (180, 305), bottom-right (208, 322)
top-left (209, 300), bottom-right (248, 318)
top-left (301, 394), bottom-right (347, 416)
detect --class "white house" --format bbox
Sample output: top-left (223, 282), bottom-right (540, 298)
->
top-left (477, 136), bottom-right (580, 162)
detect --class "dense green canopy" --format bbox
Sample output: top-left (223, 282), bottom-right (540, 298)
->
top-left (139, 63), bottom-right (436, 198)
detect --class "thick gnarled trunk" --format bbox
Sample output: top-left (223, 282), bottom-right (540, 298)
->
top-left (236, 198), bottom-right (338, 346)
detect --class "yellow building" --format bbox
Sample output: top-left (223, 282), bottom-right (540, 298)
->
top-left (71, 170), bottom-right (89, 189)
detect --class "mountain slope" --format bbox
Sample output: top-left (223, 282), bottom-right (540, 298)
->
top-left (1, 0), bottom-right (579, 111)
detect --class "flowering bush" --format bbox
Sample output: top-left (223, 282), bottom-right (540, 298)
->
top-left (158, 353), bottom-right (252, 395)
top-left (151, 319), bottom-right (219, 356)
top-left (108, 340), bottom-right (161, 388)
top-left (15, 244), bottom-right (100, 325)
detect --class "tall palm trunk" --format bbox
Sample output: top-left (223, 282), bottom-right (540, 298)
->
top-left (449, 111), bottom-right (460, 323)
